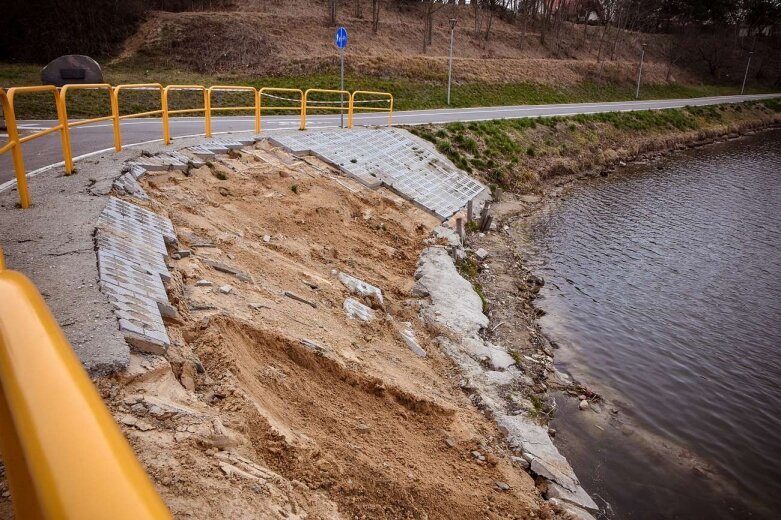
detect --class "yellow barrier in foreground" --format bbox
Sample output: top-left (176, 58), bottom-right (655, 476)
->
top-left (0, 83), bottom-right (393, 208)
top-left (0, 249), bottom-right (172, 519)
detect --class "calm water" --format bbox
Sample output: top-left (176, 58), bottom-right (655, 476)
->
top-left (522, 132), bottom-right (781, 519)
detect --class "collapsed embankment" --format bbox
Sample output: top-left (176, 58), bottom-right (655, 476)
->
top-left (92, 140), bottom-right (569, 519)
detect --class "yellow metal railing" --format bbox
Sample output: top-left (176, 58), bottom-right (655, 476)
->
top-left (112, 84), bottom-right (165, 152)
top-left (301, 88), bottom-right (351, 130)
top-left (349, 91), bottom-right (394, 129)
top-left (0, 82), bottom-right (393, 208)
top-left (1, 86), bottom-right (70, 208)
top-left (0, 248), bottom-right (172, 519)
top-left (60, 84), bottom-right (114, 173)
top-left (161, 85), bottom-right (209, 144)
top-left (258, 87), bottom-right (304, 131)
top-left (208, 86), bottom-right (260, 134)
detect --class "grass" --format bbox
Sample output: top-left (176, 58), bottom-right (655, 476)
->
top-left (0, 61), bottom-right (775, 120)
top-left (410, 99), bottom-right (781, 193)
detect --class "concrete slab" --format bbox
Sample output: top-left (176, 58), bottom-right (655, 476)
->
top-left (343, 298), bottom-right (375, 321)
top-left (270, 128), bottom-right (486, 219)
top-left (97, 249), bottom-right (169, 305)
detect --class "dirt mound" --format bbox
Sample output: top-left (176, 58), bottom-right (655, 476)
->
top-left (98, 141), bottom-right (558, 518)
top-left (114, 4), bottom-right (699, 85)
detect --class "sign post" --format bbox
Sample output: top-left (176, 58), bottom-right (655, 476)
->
top-left (335, 26), bottom-right (348, 128)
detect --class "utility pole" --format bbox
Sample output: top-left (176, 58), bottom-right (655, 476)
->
top-left (741, 51), bottom-right (754, 96)
top-left (447, 18), bottom-right (458, 105)
top-left (635, 43), bottom-right (647, 99)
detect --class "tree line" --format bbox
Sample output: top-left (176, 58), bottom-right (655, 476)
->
top-left (0, 0), bottom-right (231, 63)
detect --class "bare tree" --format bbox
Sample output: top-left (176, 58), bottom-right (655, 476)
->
top-left (328, 0), bottom-right (337, 25)
top-left (372, 0), bottom-right (381, 32)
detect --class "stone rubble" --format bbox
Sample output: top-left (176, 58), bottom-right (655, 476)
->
top-left (338, 271), bottom-right (384, 307)
top-left (343, 297), bottom-right (375, 322)
top-left (414, 242), bottom-right (598, 514)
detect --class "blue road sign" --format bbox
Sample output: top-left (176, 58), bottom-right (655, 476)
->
top-left (335, 27), bottom-right (348, 49)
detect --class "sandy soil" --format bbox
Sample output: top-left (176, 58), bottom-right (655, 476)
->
top-left (90, 142), bottom-right (560, 519)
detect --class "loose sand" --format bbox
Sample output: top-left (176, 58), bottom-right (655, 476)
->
top-left (92, 142), bottom-right (559, 519)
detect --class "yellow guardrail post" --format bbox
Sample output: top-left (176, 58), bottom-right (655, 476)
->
top-left (162, 85), bottom-right (208, 144)
top-left (257, 88), bottom-right (304, 132)
top-left (1, 86), bottom-right (70, 207)
top-left (348, 91), bottom-right (394, 129)
top-left (60, 84), bottom-right (115, 174)
top-left (204, 87), bottom-right (211, 138)
top-left (112, 84), bottom-right (165, 152)
top-left (0, 248), bottom-right (173, 519)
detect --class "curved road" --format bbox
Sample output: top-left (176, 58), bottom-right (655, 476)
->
top-left (1, 93), bottom-right (779, 187)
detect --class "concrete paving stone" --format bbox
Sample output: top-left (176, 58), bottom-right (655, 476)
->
top-left (99, 208), bottom-right (173, 245)
top-left (129, 164), bottom-right (147, 179)
top-left (97, 225), bottom-right (167, 259)
top-left (270, 128), bottom-right (486, 218)
top-left (168, 150), bottom-right (205, 168)
top-left (98, 252), bottom-right (169, 305)
top-left (96, 234), bottom-right (170, 281)
top-left (97, 218), bottom-right (168, 256)
top-left (100, 280), bottom-right (170, 354)
top-left (130, 155), bottom-right (169, 172)
top-left (188, 145), bottom-right (216, 159)
top-left (338, 272), bottom-right (384, 305)
top-left (104, 197), bottom-right (176, 243)
top-left (400, 325), bottom-right (426, 358)
top-left (113, 172), bottom-right (149, 200)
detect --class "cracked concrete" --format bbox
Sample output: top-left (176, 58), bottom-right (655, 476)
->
top-left (0, 134), bottom-right (227, 375)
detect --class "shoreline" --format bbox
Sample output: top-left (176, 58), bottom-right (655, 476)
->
top-left (460, 123), bottom-right (780, 517)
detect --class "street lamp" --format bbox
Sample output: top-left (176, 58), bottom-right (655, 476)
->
top-left (741, 51), bottom-right (754, 96)
top-left (447, 18), bottom-right (458, 105)
top-left (635, 43), bottom-right (648, 99)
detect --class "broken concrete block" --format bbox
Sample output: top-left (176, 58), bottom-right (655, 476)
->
top-left (195, 279), bottom-right (213, 287)
top-left (338, 272), bottom-right (384, 306)
top-left (400, 324), bottom-right (426, 357)
top-left (343, 298), bottom-right (375, 322)
top-left (219, 285), bottom-right (233, 294)
top-left (475, 248), bottom-right (489, 261)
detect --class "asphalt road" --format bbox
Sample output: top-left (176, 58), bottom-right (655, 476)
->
top-left (1, 93), bottom-right (779, 186)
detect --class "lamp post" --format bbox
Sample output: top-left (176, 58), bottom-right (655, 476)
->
top-left (447, 18), bottom-right (457, 105)
top-left (741, 51), bottom-right (754, 96)
top-left (635, 43), bottom-right (648, 99)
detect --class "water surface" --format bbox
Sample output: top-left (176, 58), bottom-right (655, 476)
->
top-left (522, 132), bottom-right (781, 518)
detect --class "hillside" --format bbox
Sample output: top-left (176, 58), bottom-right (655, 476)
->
top-left (111, 0), bottom-right (776, 89)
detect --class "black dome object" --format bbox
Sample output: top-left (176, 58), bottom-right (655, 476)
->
top-left (41, 55), bottom-right (103, 87)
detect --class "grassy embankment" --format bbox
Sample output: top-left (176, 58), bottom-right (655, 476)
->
top-left (0, 62), bottom-right (772, 120)
top-left (410, 99), bottom-right (781, 194)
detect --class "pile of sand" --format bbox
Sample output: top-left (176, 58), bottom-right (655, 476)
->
top-left (100, 141), bottom-right (558, 518)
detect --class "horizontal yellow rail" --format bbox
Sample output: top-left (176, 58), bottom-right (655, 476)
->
top-left (0, 249), bottom-right (172, 519)
top-left (0, 82), bottom-right (392, 208)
